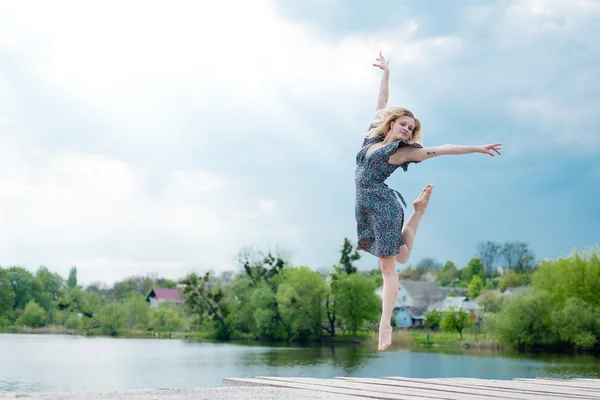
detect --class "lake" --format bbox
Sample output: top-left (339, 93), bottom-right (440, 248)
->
top-left (2, 334), bottom-right (599, 393)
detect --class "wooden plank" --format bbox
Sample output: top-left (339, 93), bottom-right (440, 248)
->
top-left (513, 378), bottom-right (600, 391)
top-left (224, 376), bottom-right (600, 400)
top-left (223, 378), bottom-right (414, 400)
top-left (257, 376), bottom-right (508, 400)
top-left (336, 377), bottom-right (522, 400)
top-left (528, 377), bottom-right (600, 385)
top-left (436, 377), bottom-right (600, 394)
top-left (423, 378), bottom-right (600, 398)
top-left (344, 377), bottom-right (579, 400)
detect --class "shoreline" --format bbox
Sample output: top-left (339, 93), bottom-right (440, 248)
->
top-left (0, 326), bottom-right (509, 352)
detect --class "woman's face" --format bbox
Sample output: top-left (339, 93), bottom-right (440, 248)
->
top-left (389, 115), bottom-right (415, 141)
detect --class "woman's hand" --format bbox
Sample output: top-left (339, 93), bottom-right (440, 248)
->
top-left (373, 51), bottom-right (389, 72)
top-left (476, 144), bottom-right (502, 156)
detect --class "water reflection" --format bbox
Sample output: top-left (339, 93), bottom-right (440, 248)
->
top-left (241, 343), bottom-right (376, 374)
top-left (1, 334), bottom-right (599, 393)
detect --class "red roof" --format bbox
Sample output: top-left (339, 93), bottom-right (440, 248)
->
top-left (151, 288), bottom-right (183, 302)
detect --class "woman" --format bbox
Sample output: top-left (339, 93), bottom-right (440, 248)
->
top-left (356, 52), bottom-right (501, 351)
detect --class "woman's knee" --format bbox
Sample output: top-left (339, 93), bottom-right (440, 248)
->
top-left (396, 253), bottom-right (409, 264)
top-left (379, 256), bottom-right (397, 275)
top-left (395, 245), bottom-right (410, 264)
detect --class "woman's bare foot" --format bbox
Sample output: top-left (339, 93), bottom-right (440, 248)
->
top-left (413, 184), bottom-right (433, 212)
top-left (378, 323), bottom-right (393, 351)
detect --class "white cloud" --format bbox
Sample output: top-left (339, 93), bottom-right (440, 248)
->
top-left (2, 0), bottom-right (596, 285)
top-left (259, 200), bottom-right (278, 214)
top-left (0, 0), bottom-right (468, 285)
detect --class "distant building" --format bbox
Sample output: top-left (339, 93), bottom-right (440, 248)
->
top-left (427, 296), bottom-right (480, 320)
top-left (376, 280), bottom-right (446, 328)
top-left (146, 288), bottom-right (184, 308)
top-left (502, 286), bottom-right (531, 296)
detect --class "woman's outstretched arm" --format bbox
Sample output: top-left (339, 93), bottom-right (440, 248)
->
top-left (373, 51), bottom-right (390, 111)
top-left (390, 143), bottom-right (502, 165)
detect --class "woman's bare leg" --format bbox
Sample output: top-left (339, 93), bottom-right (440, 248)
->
top-left (396, 184), bottom-right (433, 264)
top-left (378, 255), bottom-right (398, 351)
top-left (378, 185), bottom-right (433, 351)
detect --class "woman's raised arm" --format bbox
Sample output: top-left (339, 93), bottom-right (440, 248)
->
top-left (373, 51), bottom-right (390, 111)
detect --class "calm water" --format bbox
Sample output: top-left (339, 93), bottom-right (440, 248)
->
top-left (2, 334), bottom-right (599, 393)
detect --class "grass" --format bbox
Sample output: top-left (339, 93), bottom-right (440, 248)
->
top-left (1, 324), bottom-right (507, 351)
top-left (411, 329), bottom-right (505, 350)
top-left (363, 328), bottom-right (506, 351)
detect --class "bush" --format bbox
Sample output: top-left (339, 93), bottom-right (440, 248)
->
top-left (15, 300), bottom-right (46, 328)
top-left (424, 310), bottom-right (442, 330)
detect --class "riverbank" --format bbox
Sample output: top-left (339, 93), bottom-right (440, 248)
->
top-left (1, 325), bottom-right (507, 351)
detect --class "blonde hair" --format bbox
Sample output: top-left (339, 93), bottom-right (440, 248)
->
top-left (366, 106), bottom-right (422, 145)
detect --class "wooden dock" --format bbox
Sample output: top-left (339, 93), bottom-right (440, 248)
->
top-left (223, 376), bottom-right (600, 399)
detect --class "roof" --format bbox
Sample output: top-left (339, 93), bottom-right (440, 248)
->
top-left (399, 280), bottom-right (446, 307)
top-left (427, 296), bottom-right (480, 312)
top-left (148, 288), bottom-right (184, 302)
top-left (502, 287), bottom-right (531, 296)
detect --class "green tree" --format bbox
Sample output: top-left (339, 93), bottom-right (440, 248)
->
top-left (477, 241), bottom-right (501, 278)
top-left (333, 273), bottom-right (380, 337)
top-left (122, 292), bottom-right (150, 330)
top-left (112, 275), bottom-right (157, 301)
top-left (532, 249), bottom-right (600, 307)
top-left (398, 265), bottom-right (427, 281)
top-left (35, 266), bottom-right (65, 311)
top-left (437, 261), bottom-right (459, 287)
top-left (181, 272), bottom-right (231, 339)
top-left (490, 291), bottom-right (557, 349)
top-left (324, 238), bottom-right (362, 338)
top-left (337, 238), bottom-right (361, 275)
top-left (97, 303), bottom-right (124, 336)
top-left (468, 275), bottom-right (484, 300)
top-left (424, 309), bottom-right (442, 330)
top-left (498, 269), bottom-right (522, 292)
top-left (7, 267), bottom-right (43, 310)
top-left (67, 266), bottom-right (78, 289)
top-left (359, 268), bottom-right (383, 288)
top-left (476, 291), bottom-right (502, 313)
top-left (460, 257), bottom-right (486, 287)
top-left (551, 297), bottom-right (600, 349)
top-left (15, 300), bottom-right (46, 328)
top-left (502, 242), bottom-right (535, 273)
top-left (157, 279), bottom-right (178, 289)
top-left (277, 266), bottom-right (328, 340)
top-left (239, 249), bottom-right (287, 286)
top-left (57, 287), bottom-right (106, 331)
top-left (0, 268), bottom-right (16, 317)
top-left (440, 307), bottom-right (473, 339)
top-left (149, 304), bottom-right (184, 332)
top-left (226, 276), bottom-right (255, 334)
top-left (250, 282), bottom-right (286, 340)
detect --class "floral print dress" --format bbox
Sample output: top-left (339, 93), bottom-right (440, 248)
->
top-left (355, 134), bottom-right (422, 257)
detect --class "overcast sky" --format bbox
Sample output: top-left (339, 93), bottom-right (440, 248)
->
top-left (1, 0), bottom-right (599, 286)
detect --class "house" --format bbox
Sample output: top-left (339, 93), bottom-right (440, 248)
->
top-left (146, 288), bottom-right (184, 308)
top-left (502, 286), bottom-right (531, 296)
top-left (427, 296), bottom-right (480, 320)
top-left (376, 280), bottom-right (446, 328)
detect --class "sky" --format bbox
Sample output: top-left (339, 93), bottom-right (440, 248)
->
top-left (1, 0), bottom-right (599, 286)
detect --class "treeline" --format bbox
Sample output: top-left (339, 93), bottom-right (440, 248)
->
top-left (1, 239), bottom-right (599, 352)
top-left (0, 239), bottom-right (382, 341)
top-left (401, 240), bottom-right (536, 293)
top-left (489, 248), bottom-right (600, 351)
